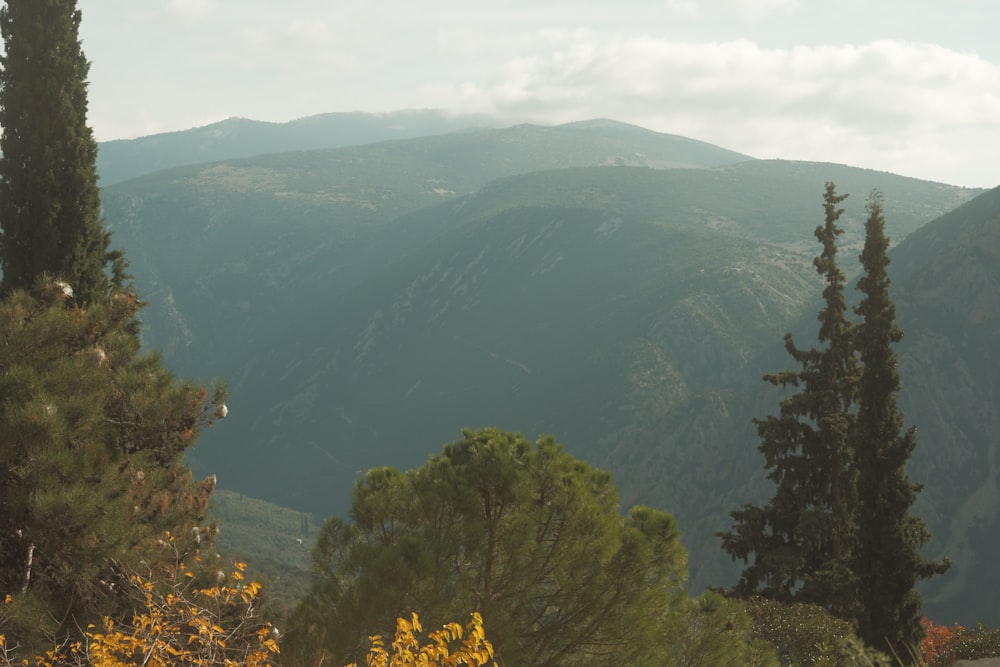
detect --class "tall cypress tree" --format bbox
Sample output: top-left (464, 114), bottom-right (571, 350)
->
top-left (0, 2), bottom-right (230, 653)
top-left (720, 183), bottom-right (859, 615)
top-left (0, 0), bottom-right (111, 304)
top-left (852, 192), bottom-right (949, 656)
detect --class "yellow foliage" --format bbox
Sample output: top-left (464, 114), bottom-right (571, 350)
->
top-left (347, 612), bottom-right (496, 667)
top-left (0, 555), bottom-right (278, 667)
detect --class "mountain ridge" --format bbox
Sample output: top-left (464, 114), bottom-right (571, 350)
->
top-left (96, 111), bottom-right (753, 187)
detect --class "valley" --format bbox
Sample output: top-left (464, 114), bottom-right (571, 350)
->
top-left (98, 113), bottom-right (996, 625)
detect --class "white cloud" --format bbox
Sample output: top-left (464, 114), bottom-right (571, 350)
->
top-left (729, 0), bottom-right (799, 17)
top-left (666, 0), bottom-right (799, 19)
top-left (426, 35), bottom-right (1000, 185)
top-left (165, 0), bottom-right (218, 26)
top-left (77, 0), bottom-right (1000, 187)
top-left (232, 20), bottom-right (362, 78)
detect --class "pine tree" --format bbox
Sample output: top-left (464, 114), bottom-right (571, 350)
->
top-left (0, 284), bottom-right (227, 652)
top-left (720, 183), bottom-right (859, 615)
top-left (289, 428), bottom-right (688, 667)
top-left (0, 0), bottom-right (111, 304)
top-left (852, 192), bottom-right (949, 657)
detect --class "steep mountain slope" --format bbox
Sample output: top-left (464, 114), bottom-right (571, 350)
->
top-left (889, 186), bottom-right (1000, 624)
top-left (208, 205), bottom-right (820, 512)
top-left (401, 161), bottom-right (976, 255)
top-left (102, 122), bottom-right (755, 376)
top-left (102, 144), bottom-right (975, 385)
top-left (96, 122), bottom-right (992, 619)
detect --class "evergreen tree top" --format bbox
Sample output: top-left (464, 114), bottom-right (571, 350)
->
top-left (0, 0), bottom-right (113, 305)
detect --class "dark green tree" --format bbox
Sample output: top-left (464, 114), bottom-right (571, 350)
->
top-left (0, 281), bottom-right (227, 652)
top-left (720, 183), bottom-right (859, 616)
top-left (0, 0), bottom-right (113, 304)
top-left (287, 427), bottom-right (689, 667)
top-left (0, 1), bottom-right (233, 656)
top-left (852, 192), bottom-right (949, 657)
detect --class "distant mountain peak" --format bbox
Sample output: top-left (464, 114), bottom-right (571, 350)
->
top-left (557, 118), bottom-right (645, 130)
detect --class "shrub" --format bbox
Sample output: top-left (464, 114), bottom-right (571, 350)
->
top-left (347, 612), bottom-right (496, 667)
top-left (0, 548), bottom-right (279, 666)
top-left (920, 616), bottom-right (965, 666)
top-left (675, 592), bottom-right (779, 666)
top-left (746, 597), bottom-right (892, 666)
top-left (947, 623), bottom-right (1000, 665)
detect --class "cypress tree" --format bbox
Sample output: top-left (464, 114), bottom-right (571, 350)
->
top-left (0, 0), bottom-right (111, 304)
top-left (720, 183), bottom-right (859, 615)
top-left (852, 192), bottom-right (949, 656)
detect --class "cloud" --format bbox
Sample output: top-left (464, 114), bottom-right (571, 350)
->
top-left (232, 19), bottom-right (363, 78)
top-left (164, 0), bottom-right (218, 25)
top-left (666, 0), bottom-right (799, 19)
top-left (79, 1), bottom-right (1000, 187)
top-left (427, 34), bottom-right (1000, 185)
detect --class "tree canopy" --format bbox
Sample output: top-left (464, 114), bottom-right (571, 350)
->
top-left (0, 0), bottom-right (114, 303)
top-left (0, 2), bottom-right (232, 652)
top-left (852, 192), bottom-right (949, 653)
top-left (0, 283), bottom-right (227, 651)
top-left (720, 184), bottom-right (948, 659)
top-left (720, 183), bottom-right (860, 614)
top-left (287, 427), bottom-right (689, 667)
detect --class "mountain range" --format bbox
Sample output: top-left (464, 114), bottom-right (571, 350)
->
top-left (96, 112), bottom-right (996, 625)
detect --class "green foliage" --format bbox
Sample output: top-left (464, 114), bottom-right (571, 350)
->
top-left (675, 592), bottom-right (779, 667)
top-left (746, 597), bottom-right (892, 666)
top-left (721, 184), bottom-right (948, 657)
top-left (853, 192), bottom-right (950, 656)
top-left (0, 283), bottom-right (226, 653)
top-left (287, 427), bottom-right (688, 667)
top-left (948, 624), bottom-right (1000, 663)
top-left (0, 0), bottom-right (112, 304)
top-left (721, 183), bottom-right (860, 614)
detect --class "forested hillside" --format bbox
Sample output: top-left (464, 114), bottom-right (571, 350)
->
top-left (892, 186), bottom-right (1000, 624)
top-left (8, 0), bottom-right (1000, 662)
top-left (92, 117), bottom-right (998, 624)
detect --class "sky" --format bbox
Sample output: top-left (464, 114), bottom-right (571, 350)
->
top-left (77, 0), bottom-right (1000, 188)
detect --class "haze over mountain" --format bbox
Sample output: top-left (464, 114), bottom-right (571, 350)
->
top-left (96, 113), bottom-right (996, 624)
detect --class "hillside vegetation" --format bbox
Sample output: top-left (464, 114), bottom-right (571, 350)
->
top-left (93, 116), bottom-right (999, 625)
top-left (8, 0), bottom-right (999, 659)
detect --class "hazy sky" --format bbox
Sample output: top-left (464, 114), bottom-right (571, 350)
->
top-left (77, 0), bottom-right (999, 187)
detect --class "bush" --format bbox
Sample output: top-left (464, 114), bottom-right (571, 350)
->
top-left (0, 544), bottom-right (279, 667)
top-left (675, 592), bottom-right (779, 666)
top-left (746, 597), bottom-right (892, 666)
top-left (920, 616), bottom-right (966, 666)
top-left (946, 623), bottom-right (1000, 665)
top-left (347, 612), bottom-right (496, 667)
